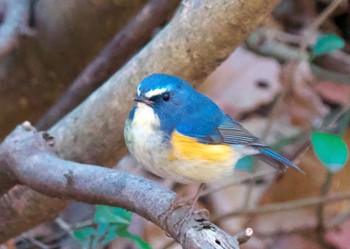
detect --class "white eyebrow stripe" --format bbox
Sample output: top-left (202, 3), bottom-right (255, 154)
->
top-left (137, 84), bottom-right (141, 96)
top-left (145, 88), bottom-right (167, 98)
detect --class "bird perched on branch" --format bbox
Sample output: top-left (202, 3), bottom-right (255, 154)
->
top-left (124, 74), bottom-right (303, 207)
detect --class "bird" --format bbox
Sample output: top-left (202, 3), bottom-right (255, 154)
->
top-left (124, 73), bottom-right (303, 211)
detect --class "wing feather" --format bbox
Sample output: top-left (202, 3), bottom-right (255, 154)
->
top-left (177, 113), bottom-right (303, 173)
top-left (218, 115), bottom-right (264, 146)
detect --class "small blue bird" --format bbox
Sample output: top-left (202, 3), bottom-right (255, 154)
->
top-left (124, 74), bottom-right (303, 186)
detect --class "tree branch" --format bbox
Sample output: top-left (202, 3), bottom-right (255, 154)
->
top-left (214, 191), bottom-right (350, 222)
top-left (0, 0), bottom-right (34, 59)
top-left (0, 123), bottom-right (248, 248)
top-left (36, 0), bottom-right (181, 130)
top-left (246, 28), bottom-right (350, 84)
top-left (0, 0), bottom-right (280, 242)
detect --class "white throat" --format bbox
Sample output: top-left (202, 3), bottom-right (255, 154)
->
top-left (133, 103), bottom-right (160, 128)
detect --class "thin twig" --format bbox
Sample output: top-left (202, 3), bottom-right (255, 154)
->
top-left (316, 171), bottom-right (334, 236)
top-left (214, 191), bottom-right (350, 222)
top-left (300, 0), bottom-right (346, 53)
top-left (309, 0), bottom-right (346, 32)
top-left (323, 103), bottom-right (350, 129)
top-left (328, 206), bottom-right (350, 228)
top-left (247, 29), bottom-right (350, 83)
top-left (255, 205), bottom-right (350, 239)
top-left (55, 218), bottom-right (75, 238)
top-left (197, 170), bottom-right (275, 200)
top-left (21, 233), bottom-right (50, 249)
top-left (234, 228), bottom-right (254, 245)
top-left (287, 104), bottom-right (349, 169)
top-left (36, 0), bottom-right (181, 129)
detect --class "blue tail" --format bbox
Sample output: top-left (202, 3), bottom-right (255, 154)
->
top-left (258, 147), bottom-right (304, 173)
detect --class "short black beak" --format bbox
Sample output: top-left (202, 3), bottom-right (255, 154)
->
top-left (133, 96), bottom-right (153, 106)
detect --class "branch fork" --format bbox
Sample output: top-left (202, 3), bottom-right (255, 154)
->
top-left (0, 122), bottom-right (252, 248)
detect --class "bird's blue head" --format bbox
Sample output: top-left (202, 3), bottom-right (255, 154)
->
top-left (132, 74), bottom-right (205, 135)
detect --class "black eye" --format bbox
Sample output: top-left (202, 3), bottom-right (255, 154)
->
top-left (162, 93), bottom-right (170, 101)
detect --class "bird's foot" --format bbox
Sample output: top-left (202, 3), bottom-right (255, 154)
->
top-left (160, 184), bottom-right (206, 236)
top-left (157, 198), bottom-right (186, 237)
top-left (173, 207), bottom-right (210, 237)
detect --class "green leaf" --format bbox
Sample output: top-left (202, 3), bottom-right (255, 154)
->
top-left (312, 34), bottom-right (345, 58)
top-left (311, 132), bottom-right (348, 172)
top-left (97, 224), bottom-right (120, 247)
top-left (96, 222), bottom-right (109, 235)
top-left (72, 227), bottom-right (97, 249)
top-left (118, 228), bottom-right (152, 249)
top-left (236, 156), bottom-right (254, 172)
top-left (72, 227), bottom-right (95, 240)
top-left (94, 205), bottom-right (132, 224)
top-left (71, 206), bottom-right (143, 249)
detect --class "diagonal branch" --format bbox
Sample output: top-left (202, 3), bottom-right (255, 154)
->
top-left (36, 0), bottom-right (181, 130)
top-left (0, 0), bottom-right (34, 59)
top-left (0, 122), bottom-right (248, 249)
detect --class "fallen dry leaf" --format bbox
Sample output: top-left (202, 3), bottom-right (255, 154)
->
top-left (200, 47), bottom-right (282, 117)
top-left (315, 81), bottom-right (350, 106)
top-left (326, 219), bottom-right (350, 249)
top-left (281, 61), bottom-right (329, 128)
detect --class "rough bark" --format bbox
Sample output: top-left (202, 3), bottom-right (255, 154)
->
top-left (0, 124), bottom-right (246, 248)
top-left (0, 0), bottom-right (280, 242)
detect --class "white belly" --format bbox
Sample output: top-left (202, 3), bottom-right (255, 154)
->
top-left (124, 104), bottom-right (172, 178)
top-left (124, 104), bottom-right (238, 184)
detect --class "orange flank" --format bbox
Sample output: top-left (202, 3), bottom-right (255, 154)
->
top-left (170, 131), bottom-right (234, 162)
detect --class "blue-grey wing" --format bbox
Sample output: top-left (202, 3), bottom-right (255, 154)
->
top-left (217, 115), bottom-right (303, 173)
top-left (218, 115), bottom-right (264, 146)
top-left (177, 112), bottom-right (303, 173)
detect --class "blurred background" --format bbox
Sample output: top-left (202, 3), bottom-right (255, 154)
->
top-left (0, 0), bottom-right (350, 248)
